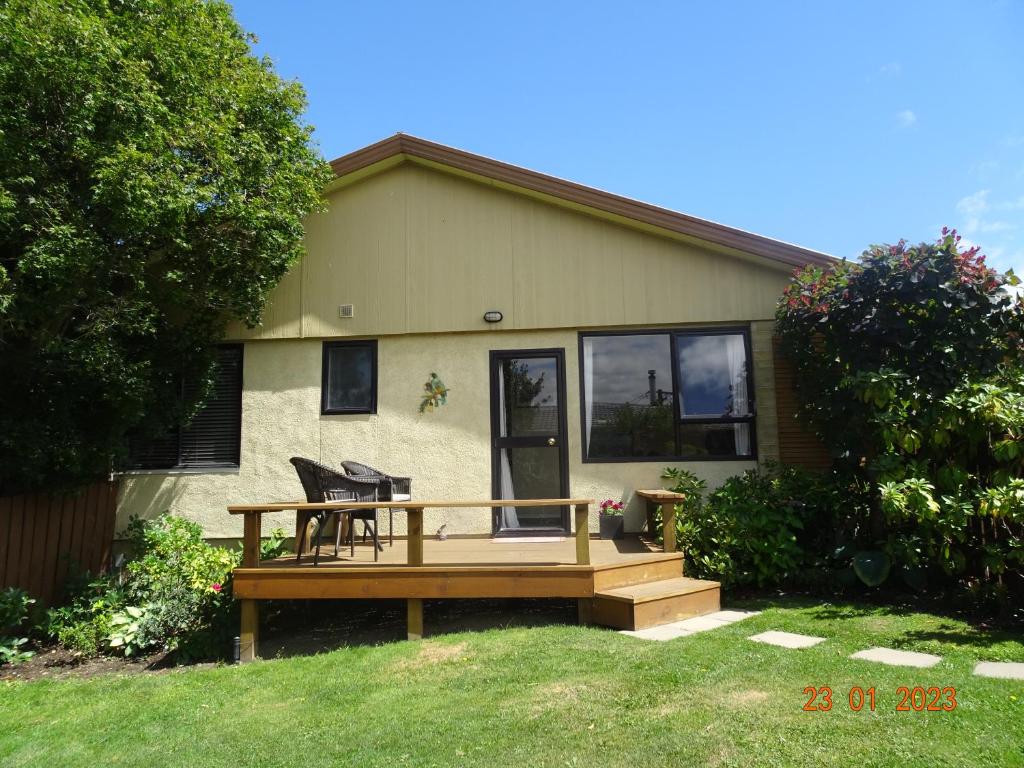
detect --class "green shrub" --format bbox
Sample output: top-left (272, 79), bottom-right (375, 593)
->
top-left (664, 465), bottom-right (874, 589)
top-left (117, 515), bottom-right (240, 659)
top-left (658, 467), bottom-right (708, 541)
top-left (48, 514), bottom-right (241, 661)
top-left (0, 587), bottom-right (36, 665)
top-left (46, 571), bottom-right (127, 656)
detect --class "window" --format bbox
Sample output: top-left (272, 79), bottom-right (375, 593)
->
top-left (125, 345), bottom-right (244, 470)
top-left (321, 340), bottom-right (377, 414)
top-left (580, 329), bottom-right (754, 461)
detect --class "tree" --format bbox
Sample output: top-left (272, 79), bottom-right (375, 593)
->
top-left (776, 232), bottom-right (1024, 598)
top-left (0, 0), bottom-right (332, 492)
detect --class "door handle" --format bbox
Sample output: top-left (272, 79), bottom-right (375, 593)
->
top-left (547, 438), bottom-right (557, 446)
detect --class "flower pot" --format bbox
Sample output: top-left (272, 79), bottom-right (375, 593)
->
top-left (599, 514), bottom-right (624, 540)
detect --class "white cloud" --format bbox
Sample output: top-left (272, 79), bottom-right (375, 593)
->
top-left (952, 190), bottom-right (1024, 273)
top-left (956, 189), bottom-right (989, 217)
top-left (996, 195), bottom-right (1024, 211)
top-left (970, 159), bottom-right (999, 177)
top-left (896, 109), bottom-right (917, 128)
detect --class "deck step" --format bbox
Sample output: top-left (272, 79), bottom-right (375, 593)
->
top-left (591, 552), bottom-right (684, 590)
top-left (591, 577), bottom-right (721, 631)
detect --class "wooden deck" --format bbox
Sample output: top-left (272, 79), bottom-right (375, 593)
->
top-left (233, 536), bottom-right (684, 601)
top-left (227, 496), bottom-right (711, 661)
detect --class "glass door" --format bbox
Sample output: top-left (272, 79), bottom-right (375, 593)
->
top-left (489, 349), bottom-right (570, 535)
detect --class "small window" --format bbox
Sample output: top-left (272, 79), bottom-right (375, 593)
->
top-left (321, 340), bottom-right (378, 414)
top-left (675, 331), bottom-right (754, 458)
top-left (125, 344), bottom-right (244, 470)
top-left (580, 329), bottom-right (755, 461)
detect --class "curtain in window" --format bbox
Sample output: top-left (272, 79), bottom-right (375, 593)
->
top-left (582, 337), bottom-right (594, 456)
top-left (725, 334), bottom-right (751, 455)
top-left (497, 370), bottom-right (519, 528)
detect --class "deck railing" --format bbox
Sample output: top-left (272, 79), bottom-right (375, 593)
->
top-left (227, 497), bottom-right (596, 568)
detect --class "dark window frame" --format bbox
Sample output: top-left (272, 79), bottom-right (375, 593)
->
top-left (321, 340), bottom-right (379, 415)
top-left (124, 343), bottom-right (244, 471)
top-left (578, 327), bottom-right (757, 463)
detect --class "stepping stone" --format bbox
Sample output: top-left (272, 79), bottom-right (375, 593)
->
top-left (974, 661), bottom-right (1024, 680)
top-left (675, 615), bottom-right (735, 632)
top-left (705, 610), bottom-right (761, 623)
top-left (850, 647), bottom-right (941, 668)
top-left (748, 630), bottom-right (825, 649)
top-left (620, 610), bottom-right (760, 641)
top-left (621, 625), bottom-right (694, 641)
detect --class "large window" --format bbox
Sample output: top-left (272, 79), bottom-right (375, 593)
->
top-left (321, 340), bottom-right (377, 414)
top-left (580, 329), bottom-right (754, 461)
top-left (125, 345), bottom-right (244, 470)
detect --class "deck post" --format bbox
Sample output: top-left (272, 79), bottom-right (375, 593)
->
top-left (406, 507), bottom-right (424, 640)
top-left (239, 512), bottom-right (262, 662)
top-left (240, 599), bottom-right (259, 661)
top-left (407, 507), bottom-right (424, 566)
top-left (407, 598), bottom-right (424, 641)
top-left (577, 598), bottom-right (593, 626)
top-left (574, 503), bottom-right (590, 565)
top-left (662, 502), bottom-right (676, 554)
top-left (242, 512), bottom-right (261, 568)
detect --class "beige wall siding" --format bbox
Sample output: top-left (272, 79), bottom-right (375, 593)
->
top-left (229, 163), bottom-right (791, 341)
top-left (117, 327), bottom-right (772, 538)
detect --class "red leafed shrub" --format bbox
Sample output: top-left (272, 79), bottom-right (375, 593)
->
top-left (775, 232), bottom-right (1024, 608)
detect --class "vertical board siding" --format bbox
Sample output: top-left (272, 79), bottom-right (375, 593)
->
top-left (227, 163), bottom-right (794, 341)
top-left (0, 480), bottom-right (118, 605)
top-left (772, 337), bottom-right (832, 471)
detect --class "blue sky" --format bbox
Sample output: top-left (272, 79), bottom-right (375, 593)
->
top-left (234, 1), bottom-right (1023, 272)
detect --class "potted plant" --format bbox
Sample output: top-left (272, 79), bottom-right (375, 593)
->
top-left (598, 499), bottom-right (625, 540)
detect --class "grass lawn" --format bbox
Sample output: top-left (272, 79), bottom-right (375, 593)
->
top-left (2, 597), bottom-right (1023, 768)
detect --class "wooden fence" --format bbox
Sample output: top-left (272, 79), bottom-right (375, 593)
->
top-left (773, 337), bottom-right (832, 471)
top-left (0, 480), bottom-right (119, 605)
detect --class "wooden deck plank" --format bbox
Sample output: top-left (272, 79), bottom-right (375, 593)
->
top-left (233, 568), bottom-right (596, 600)
top-left (229, 498), bottom-right (594, 513)
top-left (270, 536), bottom-right (662, 568)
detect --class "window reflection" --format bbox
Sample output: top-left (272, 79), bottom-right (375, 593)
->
top-left (580, 330), bottom-right (754, 460)
top-left (582, 334), bottom-right (674, 458)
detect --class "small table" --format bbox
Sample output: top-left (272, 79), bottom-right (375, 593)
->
top-left (635, 489), bottom-right (686, 553)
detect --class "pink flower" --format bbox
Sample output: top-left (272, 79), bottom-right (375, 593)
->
top-left (210, 583), bottom-right (222, 593)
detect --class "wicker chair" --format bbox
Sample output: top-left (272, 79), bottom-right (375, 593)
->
top-left (290, 457), bottom-right (384, 564)
top-left (340, 461), bottom-right (413, 547)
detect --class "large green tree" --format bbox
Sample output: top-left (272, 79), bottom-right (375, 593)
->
top-left (0, 0), bottom-right (331, 492)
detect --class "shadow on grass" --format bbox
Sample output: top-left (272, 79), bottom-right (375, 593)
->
top-left (893, 625), bottom-right (1024, 652)
top-left (258, 598), bottom-right (579, 658)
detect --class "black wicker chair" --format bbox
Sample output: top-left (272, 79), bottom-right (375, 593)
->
top-left (290, 457), bottom-right (384, 564)
top-left (340, 461), bottom-right (413, 547)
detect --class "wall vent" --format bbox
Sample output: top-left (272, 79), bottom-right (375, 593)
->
top-left (338, 304), bottom-right (355, 319)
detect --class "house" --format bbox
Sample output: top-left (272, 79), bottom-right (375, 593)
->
top-left (116, 134), bottom-right (833, 543)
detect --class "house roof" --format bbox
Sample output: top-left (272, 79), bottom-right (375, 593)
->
top-left (327, 134), bottom-right (835, 269)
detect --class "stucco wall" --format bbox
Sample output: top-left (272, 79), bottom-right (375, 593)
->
top-left (117, 325), bottom-right (777, 539)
